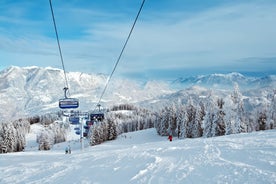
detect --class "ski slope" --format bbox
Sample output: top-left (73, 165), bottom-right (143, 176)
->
top-left (0, 127), bottom-right (275, 184)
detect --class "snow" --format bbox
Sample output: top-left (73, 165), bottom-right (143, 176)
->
top-left (0, 126), bottom-right (276, 184)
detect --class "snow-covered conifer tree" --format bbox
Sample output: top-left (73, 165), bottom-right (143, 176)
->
top-left (231, 83), bottom-right (247, 133)
top-left (37, 128), bottom-right (54, 150)
top-left (202, 91), bottom-right (215, 138)
top-left (89, 121), bottom-right (109, 146)
top-left (2, 122), bottom-right (16, 152)
top-left (267, 90), bottom-right (276, 129)
top-left (223, 97), bottom-right (233, 135)
top-left (49, 121), bottom-right (69, 144)
top-left (176, 104), bottom-right (187, 139)
top-left (159, 107), bottom-right (170, 136)
top-left (107, 119), bottom-right (117, 140)
top-left (168, 104), bottom-right (177, 136)
top-left (194, 101), bottom-right (205, 138)
top-left (0, 123), bottom-right (12, 152)
top-left (257, 111), bottom-right (267, 131)
top-left (212, 98), bottom-right (226, 136)
top-left (13, 122), bottom-right (25, 152)
top-left (0, 119), bottom-right (30, 153)
top-left (89, 123), bottom-right (100, 146)
top-left (186, 98), bottom-right (196, 138)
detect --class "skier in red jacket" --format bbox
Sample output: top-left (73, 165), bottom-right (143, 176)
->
top-left (168, 135), bottom-right (173, 142)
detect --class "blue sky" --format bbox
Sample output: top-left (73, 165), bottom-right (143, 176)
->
top-left (0, 0), bottom-right (275, 80)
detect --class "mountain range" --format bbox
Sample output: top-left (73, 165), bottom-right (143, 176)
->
top-left (0, 66), bottom-right (275, 120)
top-left (173, 72), bottom-right (276, 89)
top-left (0, 66), bottom-right (172, 120)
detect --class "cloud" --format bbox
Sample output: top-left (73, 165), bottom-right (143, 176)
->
top-left (0, 0), bottom-right (275, 79)
top-left (116, 1), bottom-right (276, 75)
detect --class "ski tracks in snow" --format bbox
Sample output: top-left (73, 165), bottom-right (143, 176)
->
top-left (1, 129), bottom-right (275, 184)
top-left (202, 135), bottom-right (276, 183)
top-left (129, 141), bottom-right (198, 184)
top-left (129, 134), bottom-right (276, 184)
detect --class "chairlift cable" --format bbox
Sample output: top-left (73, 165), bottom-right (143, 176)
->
top-left (49, 0), bottom-right (70, 96)
top-left (96, 0), bottom-right (146, 110)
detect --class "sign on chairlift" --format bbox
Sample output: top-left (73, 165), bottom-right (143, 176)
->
top-left (59, 98), bottom-right (79, 109)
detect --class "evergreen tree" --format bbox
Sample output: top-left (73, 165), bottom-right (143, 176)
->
top-left (89, 123), bottom-right (100, 146)
top-left (194, 102), bottom-right (205, 138)
top-left (176, 104), bottom-right (187, 139)
top-left (1, 123), bottom-right (16, 152)
top-left (37, 128), bottom-right (54, 150)
top-left (202, 92), bottom-right (215, 138)
top-left (0, 119), bottom-right (30, 153)
top-left (258, 111), bottom-right (267, 131)
top-left (49, 121), bottom-right (69, 144)
top-left (231, 83), bottom-right (247, 134)
top-left (107, 119), bottom-right (117, 140)
top-left (213, 98), bottom-right (226, 136)
top-left (224, 97), bottom-right (233, 135)
top-left (168, 105), bottom-right (177, 136)
top-left (186, 98), bottom-right (196, 138)
top-left (159, 107), bottom-right (170, 136)
top-left (267, 90), bottom-right (276, 129)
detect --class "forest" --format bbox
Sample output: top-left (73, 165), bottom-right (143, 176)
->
top-left (155, 85), bottom-right (276, 138)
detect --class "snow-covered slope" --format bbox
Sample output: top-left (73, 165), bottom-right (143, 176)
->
top-left (0, 128), bottom-right (275, 183)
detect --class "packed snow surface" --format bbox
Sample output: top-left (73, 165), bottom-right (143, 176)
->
top-left (0, 128), bottom-right (275, 184)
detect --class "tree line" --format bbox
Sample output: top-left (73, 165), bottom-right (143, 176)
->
top-left (88, 106), bottom-right (156, 146)
top-left (0, 119), bottom-right (30, 153)
top-left (0, 113), bottom-right (62, 153)
top-left (155, 85), bottom-right (276, 138)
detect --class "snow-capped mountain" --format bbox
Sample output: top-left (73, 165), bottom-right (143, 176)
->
top-left (0, 66), bottom-right (172, 120)
top-left (0, 66), bottom-right (275, 121)
top-left (140, 74), bottom-right (275, 113)
top-left (173, 72), bottom-right (276, 89)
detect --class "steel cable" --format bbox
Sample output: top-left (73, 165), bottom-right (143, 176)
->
top-left (49, 0), bottom-right (70, 96)
top-left (96, 0), bottom-right (146, 110)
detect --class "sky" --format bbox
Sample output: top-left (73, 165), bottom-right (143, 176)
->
top-left (0, 0), bottom-right (276, 81)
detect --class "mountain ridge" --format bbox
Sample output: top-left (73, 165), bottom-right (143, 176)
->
top-left (0, 66), bottom-right (172, 120)
top-left (0, 66), bottom-right (275, 120)
top-left (173, 72), bottom-right (276, 89)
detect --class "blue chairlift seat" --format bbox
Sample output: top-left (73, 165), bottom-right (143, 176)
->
top-left (59, 98), bottom-right (79, 109)
top-left (75, 130), bottom-right (80, 135)
top-left (69, 116), bottom-right (80, 124)
top-left (74, 127), bottom-right (80, 131)
top-left (84, 125), bottom-right (89, 130)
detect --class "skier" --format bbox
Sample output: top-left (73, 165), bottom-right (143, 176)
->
top-left (65, 146), bottom-right (68, 154)
top-left (168, 135), bottom-right (173, 142)
top-left (65, 145), bottom-right (71, 154)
